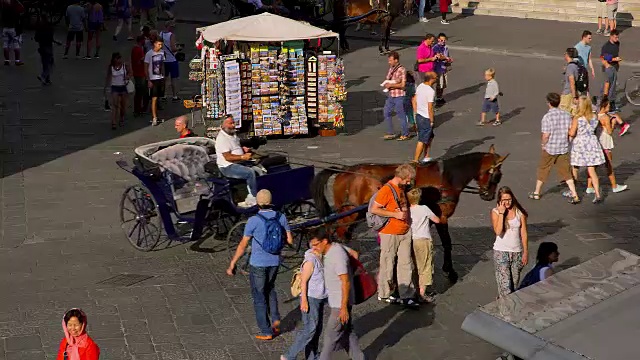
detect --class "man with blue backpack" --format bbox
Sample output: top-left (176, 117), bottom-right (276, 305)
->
top-left (227, 189), bottom-right (293, 340)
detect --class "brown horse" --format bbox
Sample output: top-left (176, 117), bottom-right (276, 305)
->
top-left (311, 145), bottom-right (508, 282)
top-left (337, 0), bottom-right (413, 54)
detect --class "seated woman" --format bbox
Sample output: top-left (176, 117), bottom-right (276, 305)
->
top-left (56, 308), bottom-right (100, 360)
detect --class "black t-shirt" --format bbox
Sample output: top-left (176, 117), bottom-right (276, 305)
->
top-left (601, 40), bottom-right (620, 70)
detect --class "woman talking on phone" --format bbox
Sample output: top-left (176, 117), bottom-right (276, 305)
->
top-left (491, 186), bottom-right (529, 298)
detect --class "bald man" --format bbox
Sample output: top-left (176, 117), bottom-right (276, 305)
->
top-left (215, 115), bottom-right (257, 207)
top-left (175, 116), bottom-right (196, 138)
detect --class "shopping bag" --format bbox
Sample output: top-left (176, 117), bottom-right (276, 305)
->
top-left (103, 96), bottom-right (110, 111)
top-left (350, 255), bottom-right (377, 305)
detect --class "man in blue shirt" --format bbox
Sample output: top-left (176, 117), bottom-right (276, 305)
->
top-left (227, 189), bottom-right (293, 340)
top-left (574, 30), bottom-right (595, 79)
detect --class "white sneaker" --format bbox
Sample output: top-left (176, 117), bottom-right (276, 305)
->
top-left (237, 201), bottom-right (252, 208)
top-left (151, 118), bottom-right (158, 126)
top-left (612, 184), bottom-right (628, 193)
top-left (585, 188), bottom-right (595, 194)
top-left (244, 195), bottom-right (257, 206)
top-left (441, 19), bottom-right (450, 24)
top-left (419, 17), bottom-right (429, 23)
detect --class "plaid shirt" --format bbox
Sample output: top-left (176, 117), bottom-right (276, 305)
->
top-left (541, 108), bottom-right (572, 155)
top-left (386, 65), bottom-right (406, 98)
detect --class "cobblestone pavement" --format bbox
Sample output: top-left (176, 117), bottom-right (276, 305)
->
top-left (2, 6), bottom-right (640, 360)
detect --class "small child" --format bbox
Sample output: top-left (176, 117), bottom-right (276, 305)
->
top-left (432, 33), bottom-right (452, 105)
top-left (407, 188), bottom-right (440, 303)
top-left (479, 68), bottom-right (501, 126)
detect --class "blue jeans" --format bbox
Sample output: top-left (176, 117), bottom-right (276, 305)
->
top-left (419, 0), bottom-right (426, 17)
top-left (284, 297), bottom-right (326, 360)
top-left (219, 163), bottom-right (257, 197)
top-left (249, 265), bottom-right (281, 336)
top-left (384, 96), bottom-right (409, 137)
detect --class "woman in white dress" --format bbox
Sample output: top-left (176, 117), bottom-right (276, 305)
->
top-left (569, 96), bottom-right (605, 203)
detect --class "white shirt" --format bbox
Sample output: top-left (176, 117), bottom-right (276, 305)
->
top-left (415, 83), bottom-right (435, 119)
top-left (111, 65), bottom-right (126, 86)
top-left (144, 50), bottom-right (165, 81)
top-left (215, 130), bottom-right (244, 168)
top-left (410, 205), bottom-right (436, 239)
top-left (492, 208), bottom-right (523, 252)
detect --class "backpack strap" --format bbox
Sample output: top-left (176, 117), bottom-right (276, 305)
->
top-left (385, 183), bottom-right (402, 211)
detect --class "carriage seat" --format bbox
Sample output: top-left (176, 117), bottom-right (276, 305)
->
top-left (150, 144), bottom-right (212, 213)
top-left (150, 144), bottom-right (211, 181)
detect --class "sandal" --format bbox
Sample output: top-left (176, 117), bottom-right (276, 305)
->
top-left (528, 192), bottom-right (541, 200)
top-left (396, 135), bottom-right (411, 141)
top-left (568, 196), bottom-right (581, 204)
top-left (476, 121), bottom-right (486, 126)
top-left (383, 134), bottom-right (398, 140)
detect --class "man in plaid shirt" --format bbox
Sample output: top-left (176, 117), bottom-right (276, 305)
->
top-left (382, 51), bottom-right (410, 140)
top-left (529, 93), bottom-right (580, 203)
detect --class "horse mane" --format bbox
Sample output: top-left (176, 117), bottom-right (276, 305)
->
top-left (441, 152), bottom-right (493, 188)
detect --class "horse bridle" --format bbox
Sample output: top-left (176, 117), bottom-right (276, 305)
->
top-left (461, 163), bottom-right (503, 197)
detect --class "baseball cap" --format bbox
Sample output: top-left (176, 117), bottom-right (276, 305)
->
top-left (601, 53), bottom-right (614, 62)
top-left (256, 189), bottom-right (272, 206)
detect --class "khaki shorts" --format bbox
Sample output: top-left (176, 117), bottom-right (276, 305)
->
top-left (596, 2), bottom-right (607, 18)
top-left (607, 3), bottom-right (618, 19)
top-left (559, 94), bottom-right (576, 114)
top-left (537, 150), bottom-right (572, 182)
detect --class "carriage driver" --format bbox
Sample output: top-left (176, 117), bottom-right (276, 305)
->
top-left (215, 115), bottom-right (259, 207)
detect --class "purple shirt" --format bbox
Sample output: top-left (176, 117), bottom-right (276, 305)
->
top-left (416, 43), bottom-right (435, 73)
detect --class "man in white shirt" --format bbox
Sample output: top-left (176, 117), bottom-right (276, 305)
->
top-left (215, 115), bottom-right (257, 207)
top-left (411, 72), bottom-right (437, 164)
top-left (144, 38), bottom-right (165, 126)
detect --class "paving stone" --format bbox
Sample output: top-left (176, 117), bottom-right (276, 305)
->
top-left (4, 335), bottom-right (42, 351)
top-left (186, 349), bottom-right (232, 360)
top-left (5, 351), bottom-right (46, 360)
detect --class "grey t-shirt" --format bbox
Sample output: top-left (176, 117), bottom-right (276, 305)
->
top-left (66, 4), bottom-right (86, 31)
top-left (562, 62), bottom-right (579, 95)
top-left (601, 66), bottom-right (617, 100)
top-left (323, 244), bottom-right (355, 309)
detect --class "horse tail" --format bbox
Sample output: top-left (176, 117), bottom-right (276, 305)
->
top-left (311, 167), bottom-right (340, 217)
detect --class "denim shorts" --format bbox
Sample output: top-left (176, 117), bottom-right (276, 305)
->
top-left (164, 61), bottom-right (180, 79)
top-left (482, 98), bottom-right (500, 113)
top-left (111, 85), bottom-right (127, 94)
top-left (416, 114), bottom-right (434, 144)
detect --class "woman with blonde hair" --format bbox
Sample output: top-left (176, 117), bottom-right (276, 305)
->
top-left (569, 96), bottom-right (605, 203)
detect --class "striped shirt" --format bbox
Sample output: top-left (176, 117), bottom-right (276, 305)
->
top-left (386, 65), bottom-right (406, 98)
top-left (541, 108), bottom-right (572, 155)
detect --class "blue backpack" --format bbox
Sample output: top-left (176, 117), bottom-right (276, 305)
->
top-left (255, 212), bottom-right (285, 255)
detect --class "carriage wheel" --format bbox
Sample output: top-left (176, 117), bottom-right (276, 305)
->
top-left (227, 220), bottom-right (250, 275)
top-left (283, 200), bottom-right (319, 257)
top-left (625, 75), bottom-right (640, 106)
top-left (120, 185), bottom-right (162, 251)
top-left (206, 209), bottom-right (239, 239)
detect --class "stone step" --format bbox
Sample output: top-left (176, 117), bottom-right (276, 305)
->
top-left (453, 6), bottom-right (639, 26)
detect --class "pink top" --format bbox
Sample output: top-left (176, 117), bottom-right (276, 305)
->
top-left (416, 43), bottom-right (435, 73)
top-left (606, 0), bottom-right (617, 4)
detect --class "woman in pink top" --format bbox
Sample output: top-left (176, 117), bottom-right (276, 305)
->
top-left (416, 34), bottom-right (439, 74)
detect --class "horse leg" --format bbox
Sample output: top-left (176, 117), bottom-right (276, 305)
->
top-left (378, 19), bottom-right (388, 55)
top-left (339, 26), bottom-right (350, 52)
top-left (435, 222), bottom-right (458, 283)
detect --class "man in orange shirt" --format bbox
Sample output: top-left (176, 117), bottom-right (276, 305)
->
top-left (370, 164), bottom-right (419, 307)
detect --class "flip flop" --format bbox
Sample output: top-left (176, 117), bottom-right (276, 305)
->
top-left (396, 136), bottom-right (411, 141)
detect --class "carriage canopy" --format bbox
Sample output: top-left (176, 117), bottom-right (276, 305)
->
top-left (196, 12), bottom-right (338, 43)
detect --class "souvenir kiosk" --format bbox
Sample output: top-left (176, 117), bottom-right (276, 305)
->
top-left (188, 13), bottom-right (347, 137)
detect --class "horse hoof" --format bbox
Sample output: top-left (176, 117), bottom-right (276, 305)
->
top-left (446, 270), bottom-right (459, 284)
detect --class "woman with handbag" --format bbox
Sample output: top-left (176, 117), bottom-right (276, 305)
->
top-left (105, 52), bottom-right (132, 130)
top-left (56, 308), bottom-right (100, 360)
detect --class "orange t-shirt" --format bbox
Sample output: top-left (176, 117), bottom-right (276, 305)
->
top-left (374, 182), bottom-right (410, 235)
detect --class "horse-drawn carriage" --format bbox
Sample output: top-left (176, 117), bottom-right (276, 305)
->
top-left (118, 136), bottom-right (508, 281)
